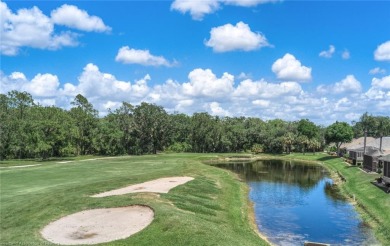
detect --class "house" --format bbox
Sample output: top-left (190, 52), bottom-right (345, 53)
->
top-left (363, 147), bottom-right (384, 172)
top-left (348, 147), bottom-right (365, 165)
top-left (347, 136), bottom-right (390, 166)
top-left (345, 137), bottom-right (375, 165)
top-left (379, 154), bottom-right (390, 179)
top-left (378, 154), bottom-right (390, 193)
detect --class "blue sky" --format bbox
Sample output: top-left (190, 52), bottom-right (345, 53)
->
top-left (1, 0), bottom-right (390, 125)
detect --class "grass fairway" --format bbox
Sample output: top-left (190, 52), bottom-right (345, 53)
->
top-left (0, 153), bottom-right (266, 245)
top-left (273, 153), bottom-right (390, 245)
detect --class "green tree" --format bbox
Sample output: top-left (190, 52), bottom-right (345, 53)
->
top-left (325, 121), bottom-right (354, 156)
top-left (3, 91), bottom-right (35, 158)
top-left (376, 116), bottom-right (390, 151)
top-left (93, 114), bottom-right (124, 155)
top-left (133, 102), bottom-right (169, 154)
top-left (114, 102), bottom-right (135, 154)
top-left (297, 119), bottom-right (319, 139)
top-left (70, 94), bottom-right (98, 155)
top-left (283, 132), bottom-right (296, 154)
top-left (27, 106), bottom-right (75, 159)
top-left (167, 113), bottom-right (192, 151)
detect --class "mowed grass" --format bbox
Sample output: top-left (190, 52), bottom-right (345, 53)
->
top-left (0, 153), bottom-right (266, 246)
top-left (271, 153), bottom-right (390, 245)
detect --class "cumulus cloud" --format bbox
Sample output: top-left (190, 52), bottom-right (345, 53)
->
top-left (252, 99), bottom-right (270, 107)
top-left (9, 72), bottom-right (26, 80)
top-left (272, 53), bottom-right (312, 82)
top-left (115, 46), bottom-right (175, 67)
top-left (0, 2), bottom-right (109, 56)
top-left (0, 2), bottom-right (77, 55)
top-left (205, 22), bottom-right (269, 52)
top-left (170, 0), bottom-right (219, 20)
top-left (369, 67), bottom-right (386, 75)
top-left (1, 65), bottom-right (389, 125)
top-left (371, 75), bottom-right (390, 89)
top-left (51, 4), bottom-right (111, 32)
top-left (206, 102), bottom-right (231, 116)
top-left (233, 79), bottom-right (302, 98)
top-left (0, 71), bottom-right (60, 97)
top-left (374, 40), bottom-right (390, 61)
top-left (171, 0), bottom-right (280, 20)
top-left (317, 75), bottom-right (362, 94)
top-left (365, 75), bottom-right (390, 108)
top-left (63, 63), bottom-right (150, 101)
top-left (334, 97), bottom-right (352, 112)
top-left (183, 68), bottom-right (234, 97)
top-left (319, 45), bottom-right (335, 58)
top-left (223, 0), bottom-right (280, 7)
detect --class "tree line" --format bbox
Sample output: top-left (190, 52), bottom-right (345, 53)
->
top-left (1, 91), bottom-right (389, 160)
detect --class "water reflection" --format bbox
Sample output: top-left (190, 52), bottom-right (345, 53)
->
top-left (212, 160), bottom-right (378, 246)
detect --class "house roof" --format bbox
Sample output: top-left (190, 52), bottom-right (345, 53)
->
top-left (371, 137), bottom-right (390, 151)
top-left (349, 146), bottom-right (365, 152)
top-left (364, 147), bottom-right (384, 157)
top-left (379, 154), bottom-right (390, 162)
top-left (342, 137), bottom-right (375, 150)
top-left (344, 136), bottom-right (390, 151)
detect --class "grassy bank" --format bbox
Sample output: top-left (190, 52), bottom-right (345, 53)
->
top-left (274, 152), bottom-right (390, 245)
top-left (0, 153), bottom-right (267, 246)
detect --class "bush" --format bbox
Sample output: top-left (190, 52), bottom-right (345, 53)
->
top-left (251, 144), bottom-right (264, 154)
top-left (166, 142), bottom-right (192, 152)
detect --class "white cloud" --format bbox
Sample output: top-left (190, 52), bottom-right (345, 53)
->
top-left (374, 40), bottom-right (390, 61)
top-left (335, 97), bottom-right (352, 112)
top-left (170, 0), bottom-right (219, 20)
top-left (334, 75), bottom-right (362, 94)
top-left (9, 72), bottom-right (26, 80)
top-left (371, 75), bottom-right (390, 89)
top-left (0, 71), bottom-right (60, 97)
top-left (25, 73), bottom-right (60, 97)
top-left (171, 0), bottom-right (280, 20)
top-left (369, 67), bottom-right (386, 75)
top-left (205, 22), bottom-right (269, 52)
top-left (1, 65), bottom-right (388, 125)
top-left (345, 112), bottom-right (361, 121)
top-left (223, 0), bottom-right (280, 7)
top-left (66, 63), bottom-right (150, 100)
top-left (319, 45), bottom-right (335, 58)
top-left (115, 46), bottom-right (174, 67)
top-left (183, 68), bottom-right (234, 97)
top-left (233, 79), bottom-right (302, 98)
top-left (342, 49), bottom-right (350, 60)
top-left (317, 75), bottom-right (362, 94)
top-left (206, 102), bottom-right (231, 116)
top-left (237, 72), bottom-right (252, 80)
top-left (0, 2), bottom-right (77, 55)
top-left (272, 53), bottom-right (312, 82)
top-left (51, 4), bottom-right (111, 32)
top-left (252, 99), bottom-right (270, 107)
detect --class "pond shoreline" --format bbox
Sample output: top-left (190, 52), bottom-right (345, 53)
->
top-left (211, 154), bottom-right (379, 245)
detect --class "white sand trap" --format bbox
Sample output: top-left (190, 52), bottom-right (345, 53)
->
top-left (0, 164), bottom-right (41, 169)
top-left (92, 176), bottom-right (194, 198)
top-left (41, 206), bottom-right (154, 245)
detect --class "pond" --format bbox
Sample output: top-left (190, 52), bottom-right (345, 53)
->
top-left (212, 159), bottom-right (378, 246)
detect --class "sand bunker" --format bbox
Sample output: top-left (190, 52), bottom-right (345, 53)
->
top-left (0, 164), bottom-right (42, 169)
top-left (41, 206), bottom-right (154, 245)
top-left (92, 176), bottom-right (194, 198)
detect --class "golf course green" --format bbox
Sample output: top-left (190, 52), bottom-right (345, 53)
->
top-left (1, 153), bottom-right (389, 245)
top-left (0, 153), bottom-right (266, 245)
